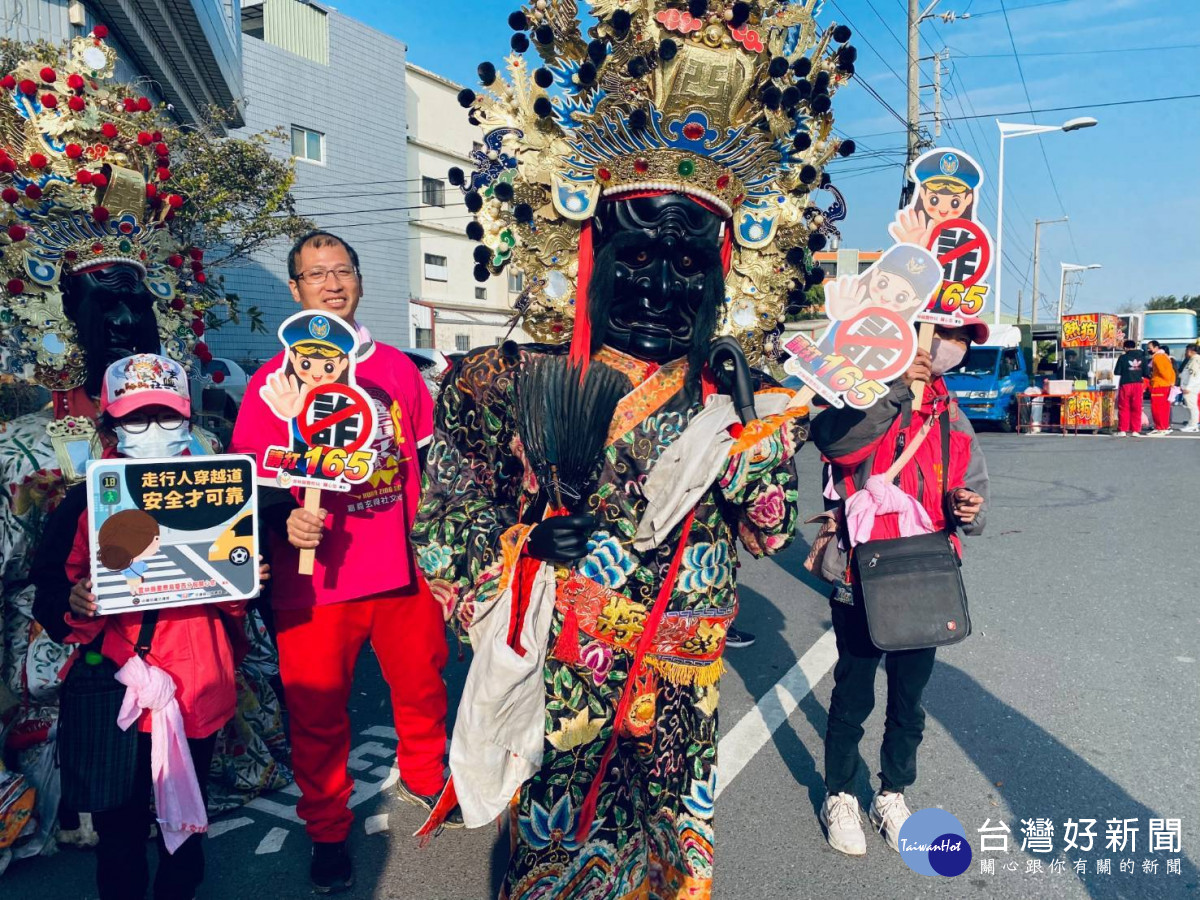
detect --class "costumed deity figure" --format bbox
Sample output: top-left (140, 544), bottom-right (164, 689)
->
top-left (412, 3), bottom-right (857, 897)
top-left (0, 28), bottom-right (288, 867)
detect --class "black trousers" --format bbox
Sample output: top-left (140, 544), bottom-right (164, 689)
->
top-left (823, 591), bottom-right (937, 796)
top-left (93, 732), bottom-right (216, 900)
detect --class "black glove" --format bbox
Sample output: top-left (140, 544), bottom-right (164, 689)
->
top-left (526, 514), bottom-right (596, 562)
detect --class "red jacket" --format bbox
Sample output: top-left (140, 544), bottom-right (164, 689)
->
top-left (812, 377), bottom-right (990, 551)
top-left (63, 511), bottom-right (243, 739)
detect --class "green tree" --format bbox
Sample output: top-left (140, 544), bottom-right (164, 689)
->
top-left (1147, 294), bottom-right (1200, 313)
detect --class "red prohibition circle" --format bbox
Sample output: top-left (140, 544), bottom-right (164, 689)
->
top-left (834, 307), bottom-right (916, 383)
top-left (298, 383), bottom-right (376, 454)
top-left (926, 217), bottom-right (991, 290)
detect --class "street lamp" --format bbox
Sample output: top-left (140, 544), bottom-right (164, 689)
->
top-left (993, 116), bottom-right (1098, 328)
top-left (1058, 262), bottom-right (1101, 378)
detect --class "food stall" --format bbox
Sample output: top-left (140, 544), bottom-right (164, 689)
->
top-left (1021, 313), bottom-right (1122, 433)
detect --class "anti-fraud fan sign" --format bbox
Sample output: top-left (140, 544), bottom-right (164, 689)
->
top-left (890, 148), bottom-right (994, 326)
top-left (87, 455), bottom-right (259, 615)
top-left (259, 311), bottom-right (378, 493)
top-left (782, 243), bottom-right (941, 408)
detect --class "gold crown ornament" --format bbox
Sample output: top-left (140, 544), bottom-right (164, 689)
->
top-left (454, 0), bottom-right (860, 363)
top-left (0, 25), bottom-right (207, 391)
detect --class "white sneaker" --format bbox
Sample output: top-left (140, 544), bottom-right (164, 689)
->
top-left (1182, 426), bottom-right (1199, 433)
top-left (870, 791), bottom-right (913, 852)
top-left (1114, 431), bottom-right (1128, 437)
top-left (820, 792), bottom-right (867, 857)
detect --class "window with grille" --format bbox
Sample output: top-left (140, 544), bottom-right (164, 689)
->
top-left (422, 177), bottom-right (445, 208)
top-left (424, 253), bottom-right (448, 282)
top-left (475, 287), bottom-right (487, 300)
top-left (455, 334), bottom-right (471, 352)
top-left (414, 328), bottom-right (433, 349)
top-left (508, 270), bottom-right (524, 293)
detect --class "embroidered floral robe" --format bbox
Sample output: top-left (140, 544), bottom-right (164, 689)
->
top-left (413, 345), bottom-right (804, 900)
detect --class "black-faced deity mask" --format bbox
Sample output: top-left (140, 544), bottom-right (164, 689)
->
top-left (61, 262), bottom-right (161, 394)
top-left (587, 194), bottom-right (726, 366)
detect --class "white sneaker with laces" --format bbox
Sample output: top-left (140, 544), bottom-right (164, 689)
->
top-left (870, 791), bottom-right (913, 852)
top-left (820, 792), bottom-right (867, 857)
top-left (1182, 425), bottom-right (1199, 433)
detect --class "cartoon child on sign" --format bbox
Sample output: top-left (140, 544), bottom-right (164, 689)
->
top-left (258, 311), bottom-right (378, 493)
top-left (823, 243), bottom-right (943, 328)
top-left (261, 313), bottom-right (356, 428)
top-left (889, 148), bottom-right (992, 324)
top-left (97, 509), bottom-right (161, 594)
top-left (890, 149), bottom-right (979, 248)
top-left (784, 243), bottom-right (942, 409)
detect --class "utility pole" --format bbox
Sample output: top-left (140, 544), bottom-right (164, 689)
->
top-left (1016, 288), bottom-right (1023, 324)
top-left (901, 1), bottom-right (949, 208)
top-left (902, 0), bottom-right (922, 209)
top-left (932, 50), bottom-right (947, 137)
top-left (1030, 216), bottom-right (1068, 327)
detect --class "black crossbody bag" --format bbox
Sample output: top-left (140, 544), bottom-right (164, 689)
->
top-left (58, 610), bottom-right (159, 812)
top-left (852, 409), bottom-right (971, 652)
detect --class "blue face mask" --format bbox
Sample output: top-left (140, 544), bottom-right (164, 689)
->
top-left (115, 422), bottom-right (192, 459)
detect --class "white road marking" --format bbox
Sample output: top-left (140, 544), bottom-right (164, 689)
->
top-left (208, 816), bottom-right (254, 839)
top-left (364, 814), bottom-right (389, 835)
top-left (715, 628), bottom-right (839, 799)
top-left (247, 796), bottom-right (304, 824)
top-left (255, 826), bottom-right (289, 855)
top-left (361, 725), bottom-right (398, 740)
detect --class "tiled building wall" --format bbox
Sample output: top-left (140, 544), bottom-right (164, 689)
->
top-left (213, 9), bottom-right (409, 364)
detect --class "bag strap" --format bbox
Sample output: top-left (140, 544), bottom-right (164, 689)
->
top-left (134, 610), bottom-right (159, 659)
top-left (939, 407), bottom-right (955, 536)
top-left (574, 508), bottom-right (695, 842)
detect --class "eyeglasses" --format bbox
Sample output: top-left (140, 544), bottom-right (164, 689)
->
top-left (117, 412), bottom-right (187, 433)
top-left (296, 266), bottom-right (359, 284)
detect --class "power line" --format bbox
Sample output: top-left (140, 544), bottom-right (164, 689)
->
top-left (968, 0), bottom-right (1074, 17)
top-left (998, 0), bottom-right (1081, 259)
top-left (957, 43), bottom-right (1200, 58)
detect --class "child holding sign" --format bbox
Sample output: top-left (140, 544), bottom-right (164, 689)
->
top-left (57, 355), bottom-right (265, 900)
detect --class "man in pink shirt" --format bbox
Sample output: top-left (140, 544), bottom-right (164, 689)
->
top-left (231, 231), bottom-right (451, 893)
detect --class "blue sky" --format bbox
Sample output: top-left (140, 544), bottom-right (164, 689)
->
top-left (335, 0), bottom-right (1199, 315)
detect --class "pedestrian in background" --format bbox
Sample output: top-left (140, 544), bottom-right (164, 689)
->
top-left (1113, 339), bottom-right (1147, 437)
top-left (1146, 340), bottom-right (1177, 435)
top-left (810, 321), bottom-right (990, 858)
top-left (1180, 344), bottom-right (1200, 433)
top-left (231, 230), bottom-right (453, 894)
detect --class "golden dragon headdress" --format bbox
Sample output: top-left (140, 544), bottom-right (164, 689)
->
top-left (454, 0), bottom-right (858, 363)
top-left (0, 25), bottom-right (207, 391)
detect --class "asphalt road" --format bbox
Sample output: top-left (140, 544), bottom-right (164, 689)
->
top-left (7, 428), bottom-right (1198, 899)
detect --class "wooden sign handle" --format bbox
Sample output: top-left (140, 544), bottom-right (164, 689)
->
top-left (298, 487), bottom-right (322, 576)
top-left (786, 385), bottom-right (816, 411)
top-left (911, 322), bottom-right (936, 411)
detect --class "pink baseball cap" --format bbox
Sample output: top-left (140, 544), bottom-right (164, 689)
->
top-left (957, 316), bottom-right (990, 345)
top-left (100, 354), bottom-right (192, 418)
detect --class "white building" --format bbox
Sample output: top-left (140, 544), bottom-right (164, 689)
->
top-left (212, 0), bottom-right (412, 362)
top-left (406, 64), bottom-right (528, 352)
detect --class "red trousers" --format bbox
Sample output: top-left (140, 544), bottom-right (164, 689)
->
top-left (1117, 382), bottom-right (1144, 433)
top-left (275, 579), bottom-right (449, 841)
top-left (1149, 386), bottom-right (1172, 431)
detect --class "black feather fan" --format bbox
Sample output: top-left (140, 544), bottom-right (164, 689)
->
top-left (515, 355), bottom-right (627, 514)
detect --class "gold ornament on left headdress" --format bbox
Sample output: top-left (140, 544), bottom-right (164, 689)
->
top-left (0, 25), bottom-right (208, 391)
top-left (453, 0), bottom-right (859, 364)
